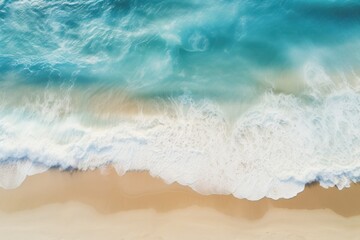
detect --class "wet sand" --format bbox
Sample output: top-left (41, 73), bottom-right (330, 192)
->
top-left (0, 168), bottom-right (359, 239)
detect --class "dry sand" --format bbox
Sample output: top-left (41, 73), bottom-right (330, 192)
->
top-left (0, 168), bottom-right (359, 239)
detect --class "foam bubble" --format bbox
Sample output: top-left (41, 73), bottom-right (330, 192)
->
top-left (0, 161), bottom-right (48, 189)
top-left (1, 81), bottom-right (360, 199)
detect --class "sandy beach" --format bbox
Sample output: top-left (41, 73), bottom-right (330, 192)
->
top-left (0, 168), bottom-right (359, 240)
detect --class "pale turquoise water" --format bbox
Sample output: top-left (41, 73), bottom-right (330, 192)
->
top-left (1, 0), bottom-right (360, 200)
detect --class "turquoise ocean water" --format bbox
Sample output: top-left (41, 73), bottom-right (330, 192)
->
top-left (1, 0), bottom-right (360, 199)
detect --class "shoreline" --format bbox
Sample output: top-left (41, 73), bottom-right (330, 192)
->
top-left (0, 168), bottom-right (359, 239)
top-left (1, 168), bottom-right (360, 217)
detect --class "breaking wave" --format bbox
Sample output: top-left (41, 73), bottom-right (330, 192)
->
top-left (1, 0), bottom-right (360, 200)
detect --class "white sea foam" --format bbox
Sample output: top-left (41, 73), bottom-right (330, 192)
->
top-left (1, 0), bottom-right (360, 200)
top-left (1, 69), bottom-right (360, 200)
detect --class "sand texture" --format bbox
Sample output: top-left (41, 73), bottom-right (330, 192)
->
top-left (0, 169), bottom-right (359, 240)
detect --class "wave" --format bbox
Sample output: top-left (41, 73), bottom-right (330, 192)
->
top-left (2, 71), bottom-right (360, 200)
top-left (1, 0), bottom-right (360, 200)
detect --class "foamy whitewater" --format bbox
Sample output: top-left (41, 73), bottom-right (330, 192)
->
top-left (1, 0), bottom-right (360, 200)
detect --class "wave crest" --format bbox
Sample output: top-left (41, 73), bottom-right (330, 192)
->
top-left (1, 82), bottom-right (360, 200)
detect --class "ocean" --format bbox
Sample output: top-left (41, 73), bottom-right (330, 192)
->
top-left (1, 0), bottom-right (360, 200)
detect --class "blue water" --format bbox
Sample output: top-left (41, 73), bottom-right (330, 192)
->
top-left (1, 1), bottom-right (359, 97)
top-left (1, 0), bottom-right (360, 199)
